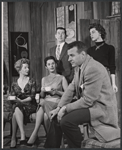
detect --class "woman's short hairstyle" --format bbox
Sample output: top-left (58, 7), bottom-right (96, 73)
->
top-left (14, 58), bottom-right (29, 73)
top-left (89, 23), bottom-right (106, 40)
top-left (44, 56), bottom-right (57, 66)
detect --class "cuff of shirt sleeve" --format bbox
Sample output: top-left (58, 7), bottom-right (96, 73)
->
top-left (110, 71), bottom-right (115, 74)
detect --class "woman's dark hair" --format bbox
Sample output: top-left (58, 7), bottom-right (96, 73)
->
top-left (44, 56), bottom-right (57, 66)
top-left (14, 58), bottom-right (29, 73)
top-left (89, 23), bottom-right (106, 40)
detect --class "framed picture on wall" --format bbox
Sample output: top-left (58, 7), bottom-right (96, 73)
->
top-left (56, 4), bottom-right (77, 43)
top-left (10, 32), bottom-right (29, 76)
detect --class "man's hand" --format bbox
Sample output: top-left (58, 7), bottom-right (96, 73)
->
top-left (49, 107), bottom-right (60, 121)
top-left (57, 106), bottom-right (66, 122)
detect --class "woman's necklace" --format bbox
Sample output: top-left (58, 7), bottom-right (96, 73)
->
top-left (95, 42), bottom-right (104, 50)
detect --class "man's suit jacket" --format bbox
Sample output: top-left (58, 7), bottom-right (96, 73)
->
top-left (49, 43), bottom-right (74, 84)
top-left (58, 55), bottom-right (120, 142)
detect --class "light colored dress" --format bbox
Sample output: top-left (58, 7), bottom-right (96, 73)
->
top-left (41, 74), bottom-right (64, 117)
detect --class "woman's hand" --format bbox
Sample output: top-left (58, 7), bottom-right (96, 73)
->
top-left (13, 97), bottom-right (22, 104)
top-left (51, 88), bottom-right (57, 94)
top-left (112, 84), bottom-right (118, 93)
top-left (48, 89), bottom-right (57, 96)
top-left (41, 87), bottom-right (46, 92)
top-left (16, 97), bottom-right (21, 101)
top-left (51, 87), bottom-right (56, 91)
top-left (111, 74), bottom-right (118, 93)
top-left (35, 94), bottom-right (40, 103)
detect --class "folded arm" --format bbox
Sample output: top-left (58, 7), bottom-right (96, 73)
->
top-left (66, 67), bottom-right (103, 112)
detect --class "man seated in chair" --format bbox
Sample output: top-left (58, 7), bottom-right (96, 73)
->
top-left (50, 41), bottom-right (120, 148)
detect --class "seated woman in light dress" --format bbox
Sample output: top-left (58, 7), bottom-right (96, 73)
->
top-left (27, 56), bottom-right (68, 146)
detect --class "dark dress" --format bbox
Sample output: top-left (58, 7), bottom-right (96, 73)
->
top-left (11, 78), bottom-right (37, 124)
top-left (87, 41), bottom-right (116, 74)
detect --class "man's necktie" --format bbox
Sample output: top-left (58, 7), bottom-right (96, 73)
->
top-left (56, 45), bottom-right (60, 60)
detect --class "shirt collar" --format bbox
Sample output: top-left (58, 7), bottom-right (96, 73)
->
top-left (57, 42), bottom-right (65, 48)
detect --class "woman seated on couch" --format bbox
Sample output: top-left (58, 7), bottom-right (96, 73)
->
top-left (27, 56), bottom-right (68, 146)
top-left (10, 58), bottom-right (37, 148)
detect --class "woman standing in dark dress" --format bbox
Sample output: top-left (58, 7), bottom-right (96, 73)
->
top-left (10, 58), bottom-right (37, 148)
top-left (87, 23), bottom-right (118, 93)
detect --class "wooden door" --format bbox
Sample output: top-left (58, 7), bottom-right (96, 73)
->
top-left (80, 19), bottom-right (121, 111)
top-left (40, 2), bottom-right (57, 77)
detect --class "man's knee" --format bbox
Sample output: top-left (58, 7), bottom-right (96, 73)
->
top-left (60, 116), bottom-right (68, 129)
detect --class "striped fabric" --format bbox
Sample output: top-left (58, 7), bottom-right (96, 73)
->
top-left (81, 138), bottom-right (120, 148)
top-left (56, 45), bottom-right (60, 60)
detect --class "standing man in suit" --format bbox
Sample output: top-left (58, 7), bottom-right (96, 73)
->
top-left (48, 27), bottom-right (74, 84)
top-left (50, 41), bottom-right (120, 148)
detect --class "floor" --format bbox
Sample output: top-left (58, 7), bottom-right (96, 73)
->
top-left (3, 122), bottom-right (46, 149)
top-left (3, 118), bottom-right (121, 149)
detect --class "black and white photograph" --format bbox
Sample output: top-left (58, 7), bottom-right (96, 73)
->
top-left (2, 1), bottom-right (121, 149)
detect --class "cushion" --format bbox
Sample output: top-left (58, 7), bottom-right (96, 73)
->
top-left (81, 138), bottom-right (120, 148)
top-left (4, 97), bottom-right (13, 122)
top-left (4, 112), bottom-right (12, 122)
top-left (4, 100), bottom-right (13, 112)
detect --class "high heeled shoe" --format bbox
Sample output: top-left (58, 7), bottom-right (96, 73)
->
top-left (20, 139), bottom-right (27, 146)
top-left (26, 142), bottom-right (35, 147)
top-left (26, 137), bottom-right (39, 147)
top-left (10, 146), bottom-right (16, 149)
top-left (10, 139), bottom-right (17, 148)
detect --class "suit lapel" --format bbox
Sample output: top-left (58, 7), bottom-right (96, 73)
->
top-left (74, 67), bottom-right (80, 98)
top-left (53, 46), bottom-right (57, 57)
top-left (59, 43), bottom-right (67, 60)
top-left (77, 55), bottom-right (92, 96)
top-left (80, 55), bottom-right (91, 83)
top-left (75, 67), bottom-right (80, 90)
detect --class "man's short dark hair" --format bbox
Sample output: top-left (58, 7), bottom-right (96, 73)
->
top-left (89, 23), bottom-right (106, 40)
top-left (56, 27), bottom-right (67, 36)
top-left (44, 56), bottom-right (57, 66)
top-left (68, 41), bottom-right (87, 53)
